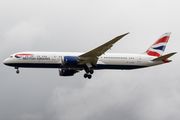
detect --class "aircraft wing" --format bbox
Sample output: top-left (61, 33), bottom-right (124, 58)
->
top-left (78, 32), bottom-right (129, 65)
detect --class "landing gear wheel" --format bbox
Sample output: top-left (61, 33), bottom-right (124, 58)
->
top-left (88, 74), bottom-right (92, 79)
top-left (84, 73), bottom-right (92, 79)
top-left (84, 73), bottom-right (88, 78)
top-left (16, 69), bottom-right (19, 74)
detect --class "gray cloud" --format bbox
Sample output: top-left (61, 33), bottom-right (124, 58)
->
top-left (1, 0), bottom-right (180, 120)
top-left (17, 113), bottom-right (44, 120)
top-left (46, 68), bottom-right (180, 120)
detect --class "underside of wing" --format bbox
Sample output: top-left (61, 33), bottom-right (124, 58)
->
top-left (78, 32), bottom-right (129, 65)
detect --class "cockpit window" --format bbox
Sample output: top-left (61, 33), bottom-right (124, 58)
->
top-left (9, 56), bottom-right (13, 58)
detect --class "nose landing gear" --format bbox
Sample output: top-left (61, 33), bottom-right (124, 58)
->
top-left (15, 67), bottom-right (19, 74)
top-left (16, 69), bottom-right (19, 74)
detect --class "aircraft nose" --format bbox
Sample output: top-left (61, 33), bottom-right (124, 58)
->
top-left (3, 59), bottom-right (8, 65)
top-left (3, 57), bottom-right (16, 67)
top-left (3, 58), bottom-right (12, 65)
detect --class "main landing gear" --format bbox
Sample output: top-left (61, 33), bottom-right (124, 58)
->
top-left (84, 68), bottom-right (94, 79)
top-left (15, 66), bottom-right (19, 74)
top-left (83, 63), bottom-right (94, 79)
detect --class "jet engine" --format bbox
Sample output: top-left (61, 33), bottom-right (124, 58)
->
top-left (59, 69), bottom-right (77, 76)
top-left (62, 56), bottom-right (78, 66)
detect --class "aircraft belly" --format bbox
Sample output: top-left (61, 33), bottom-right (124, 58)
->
top-left (5, 63), bottom-right (61, 68)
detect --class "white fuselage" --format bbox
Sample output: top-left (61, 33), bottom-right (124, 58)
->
top-left (3, 51), bottom-right (165, 70)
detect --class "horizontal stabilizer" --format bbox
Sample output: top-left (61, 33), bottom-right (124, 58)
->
top-left (151, 52), bottom-right (177, 61)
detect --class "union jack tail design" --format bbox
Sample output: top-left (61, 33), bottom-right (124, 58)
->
top-left (145, 32), bottom-right (171, 57)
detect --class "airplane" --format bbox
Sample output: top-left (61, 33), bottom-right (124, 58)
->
top-left (3, 32), bottom-right (177, 79)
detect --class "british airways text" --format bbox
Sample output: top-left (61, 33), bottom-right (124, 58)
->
top-left (22, 57), bottom-right (50, 60)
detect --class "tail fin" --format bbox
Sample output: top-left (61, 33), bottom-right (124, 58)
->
top-left (145, 32), bottom-right (171, 57)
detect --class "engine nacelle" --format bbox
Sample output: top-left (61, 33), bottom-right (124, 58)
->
top-left (59, 69), bottom-right (77, 76)
top-left (62, 56), bottom-right (78, 66)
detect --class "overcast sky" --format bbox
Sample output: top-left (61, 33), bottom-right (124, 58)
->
top-left (1, 0), bottom-right (180, 120)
